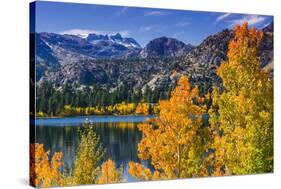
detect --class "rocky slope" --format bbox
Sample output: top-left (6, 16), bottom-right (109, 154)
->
top-left (38, 57), bottom-right (184, 92)
top-left (180, 25), bottom-right (273, 86)
top-left (140, 37), bottom-right (194, 58)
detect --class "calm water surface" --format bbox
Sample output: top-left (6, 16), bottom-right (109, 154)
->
top-left (35, 115), bottom-right (154, 182)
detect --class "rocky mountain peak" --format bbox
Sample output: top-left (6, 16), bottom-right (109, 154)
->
top-left (140, 36), bottom-right (194, 58)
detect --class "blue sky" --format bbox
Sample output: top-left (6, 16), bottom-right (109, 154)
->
top-left (34, 1), bottom-right (273, 47)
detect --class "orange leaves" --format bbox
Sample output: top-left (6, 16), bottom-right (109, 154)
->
top-left (128, 162), bottom-right (153, 181)
top-left (230, 23), bottom-right (263, 55)
top-left (209, 22), bottom-right (273, 175)
top-left (170, 76), bottom-right (192, 104)
top-left (97, 159), bottom-right (122, 184)
top-left (217, 22), bottom-right (265, 95)
top-left (30, 123), bottom-right (108, 187)
top-left (227, 23), bottom-right (263, 68)
top-left (135, 101), bottom-right (150, 115)
top-left (30, 143), bottom-right (63, 187)
top-left (129, 75), bottom-right (207, 180)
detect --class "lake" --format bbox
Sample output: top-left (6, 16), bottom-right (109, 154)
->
top-left (35, 115), bottom-right (154, 182)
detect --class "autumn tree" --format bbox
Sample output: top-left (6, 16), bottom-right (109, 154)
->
top-left (129, 76), bottom-right (208, 180)
top-left (135, 101), bottom-right (150, 115)
top-left (97, 159), bottom-right (123, 184)
top-left (30, 143), bottom-right (64, 187)
top-left (208, 23), bottom-right (273, 175)
top-left (67, 122), bottom-right (105, 185)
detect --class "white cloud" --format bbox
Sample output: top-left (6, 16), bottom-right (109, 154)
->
top-left (172, 31), bottom-right (184, 38)
top-left (176, 21), bottom-right (190, 27)
top-left (228, 15), bottom-right (267, 27)
top-left (115, 7), bottom-right (128, 16)
top-left (139, 24), bottom-right (169, 33)
top-left (119, 30), bottom-right (130, 37)
top-left (60, 29), bottom-right (130, 37)
top-left (216, 13), bottom-right (232, 22)
top-left (139, 25), bottom-right (156, 32)
top-left (145, 11), bottom-right (166, 16)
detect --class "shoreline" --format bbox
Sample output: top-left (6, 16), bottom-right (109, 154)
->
top-left (36, 114), bottom-right (156, 119)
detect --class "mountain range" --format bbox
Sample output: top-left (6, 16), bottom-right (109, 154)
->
top-left (36, 22), bottom-right (273, 93)
top-left (36, 32), bottom-right (194, 66)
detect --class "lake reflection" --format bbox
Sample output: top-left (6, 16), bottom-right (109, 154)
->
top-left (35, 116), bottom-right (154, 182)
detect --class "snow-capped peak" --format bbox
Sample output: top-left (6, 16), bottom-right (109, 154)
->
top-left (85, 33), bottom-right (141, 48)
top-left (75, 33), bottom-right (89, 39)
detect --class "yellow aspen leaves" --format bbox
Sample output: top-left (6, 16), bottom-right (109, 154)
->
top-left (30, 143), bottom-right (64, 187)
top-left (97, 159), bottom-right (122, 184)
top-left (135, 101), bottom-right (150, 115)
top-left (68, 123), bottom-right (105, 185)
top-left (129, 76), bottom-right (207, 180)
top-left (209, 23), bottom-right (273, 175)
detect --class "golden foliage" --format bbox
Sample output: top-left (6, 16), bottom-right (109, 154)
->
top-left (135, 101), bottom-right (150, 115)
top-left (113, 102), bottom-right (136, 115)
top-left (209, 23), bottom-right (273, 175)
top-left (129, 162), bottom-right (153, 180)
top-left (67, 123), bottom-right (105, 185)
top-left (36, 111), bottom-right (46, 117)
top-left (60, 102), bottom-right (155, 116)
top-left (129, 76), bottom-right (208, 180)
top-left (128, 162), bottom-right (162, 181)
top-left (30, 143), bottom-right (64, 187)
top-left (97, 159), bottom-right (122, 184)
